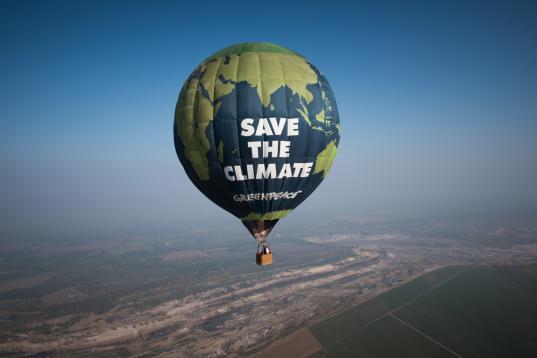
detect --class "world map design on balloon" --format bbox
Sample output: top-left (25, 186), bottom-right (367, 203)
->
top-left (174, 42), bottom-right (340, 227)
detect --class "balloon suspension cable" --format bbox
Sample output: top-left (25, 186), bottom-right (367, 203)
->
top-left (256, 238), bottom-right (271, 255)
top-left (255, 235), bottom-right (270, 250)
top-left (252, 221), bottom-right (270, 243)
top-left (254, 232), bottom-right (268, 243)
top-left (253, 227), bottom-right (270, 247)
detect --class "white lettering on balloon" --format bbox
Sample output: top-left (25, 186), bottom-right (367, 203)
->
top-left (225, 118), bottom-right (313, 182)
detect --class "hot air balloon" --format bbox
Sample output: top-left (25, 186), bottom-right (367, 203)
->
top-left (174, 42), bottom-right (340, 265)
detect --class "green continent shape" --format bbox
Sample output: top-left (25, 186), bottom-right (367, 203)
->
top-left (241, 209), bottom-right (292, 221)
top-left (315, 109), bottom-right (326, 123)
top-left (175, 43), bottom-right (330, 182)
top-left (314, 140), bottom-right (338, 178)
top-left (204, 42), bottom-right (303, 62)
top-left (175, 61), bottom-right (220, 181)
top-left (213, 52), bottom-right (318, 107)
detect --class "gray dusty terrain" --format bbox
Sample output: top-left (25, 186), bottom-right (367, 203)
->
top-left (1, 211), bottom-right (536, 357)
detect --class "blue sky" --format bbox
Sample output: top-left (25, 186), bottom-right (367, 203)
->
top-left (1, 0), bottom-right (536, 235)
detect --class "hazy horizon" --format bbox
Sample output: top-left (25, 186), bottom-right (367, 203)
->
top-left (1, 0), bottom-right (537, 236)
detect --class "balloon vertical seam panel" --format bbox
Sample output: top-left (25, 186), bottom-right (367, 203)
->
top-left (174, 43), bottom-right (340, 223)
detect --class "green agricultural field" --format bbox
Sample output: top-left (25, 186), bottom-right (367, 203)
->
top-left (310, 266), bottom-right (537, 358)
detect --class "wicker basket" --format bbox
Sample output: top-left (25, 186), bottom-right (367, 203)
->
top-left (256, 253), bottom-right (273, 265)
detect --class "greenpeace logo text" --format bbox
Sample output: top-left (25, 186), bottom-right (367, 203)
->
top-left (233, 191), bottom-right (302, 202)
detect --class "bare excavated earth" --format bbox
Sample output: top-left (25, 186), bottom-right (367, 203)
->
top-left (1, 213), bottom-right (537, 357)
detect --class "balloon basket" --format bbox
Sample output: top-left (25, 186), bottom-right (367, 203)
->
top-left (256, 252), bottom-right (273, 265)
top-left (256, 241), bottom-right (273, 266)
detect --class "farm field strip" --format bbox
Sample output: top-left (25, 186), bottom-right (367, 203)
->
top-left (315, 266), bottom-right (471, 351)
top-left (388, 313), bottom-right (464, 358)
top-left (309, 266), bottom-right (537, 358)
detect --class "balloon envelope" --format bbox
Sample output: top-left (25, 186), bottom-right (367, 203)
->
top-left (174, 42), bottom-right (340, 239)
